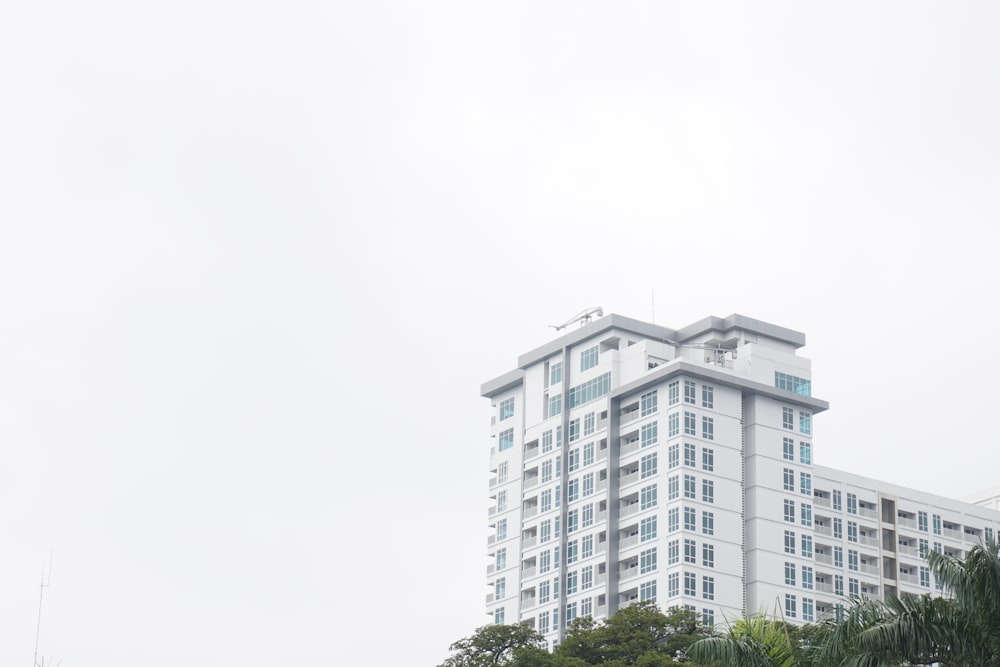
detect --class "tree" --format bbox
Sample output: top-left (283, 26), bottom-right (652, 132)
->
top-left (556, 602), bottom-right (707, 665)
top-left (687, 612), bottom-right (796, 667)
top-left (813, 539), bottom-right (1000, 667)
top-left (439, 624), bottom-right (547, 667)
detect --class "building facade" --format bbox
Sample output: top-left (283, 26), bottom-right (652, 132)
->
top-left (481, 314), bottom-right (1000, 645)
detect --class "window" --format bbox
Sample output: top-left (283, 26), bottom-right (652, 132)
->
top-left (580, 346), bottom-right (599, 371)
top-left (799, 412), bottom-right (811, 435)
top-left (785, 593), bottom-right (796, 618)
top-left (496, 519), bottom-right (507, 541)
top-left (541, 489), bottom-right (552, 513)
top-left (641, 516), bottom-right (657, 542)
top-left (640, 453), bottom-right (658, 479)
top-left (582, 473), bottom-right (594, 497)
top-left (933, 542), bottom-right (942, 554)
top-left (800, 473), bottom-right (811, 496)
top-left (668, 412), bottom-right (679, 437)
top-left (641, 422), bottom-right (658, 447)
top-left (918, 511), bottom-right (928, 532)
top-left (668, 475), bottom-right (679, 500)
top-left (668, 572), bottom-right (679, 598)
top-left (801, 566), bottom-right (814, 590)
top-left (933, 514), bottom-right (942, 535)
top-left (783, 437), bottom-right (795, 461)
top-left (541, 520), bottom-right (552, 543)
top-left (784, 530), bottom-right (796, 554)
top-left (568, 448), bottom-right (580, 472)
top-left (702, 576), bottom-right (715, 600)
top-left (919, 538), bottom-right (928, 558)
top-left (784, 562), bottom-right (796, 586)
top-left (684, 538), bottom-right (697, 563)
top-left (497, 461), bottom-right (508, 484)
top-left (565, 601), bottom-right (577, 623)
top-left (641, 484), bottom-right (657, 510)
top-left (584, 412), bottom-right (595, 436)
top-left (801, 504), bottom-right (812, 527)
top-left (847, 521), bottom-right (857, 543)
top-left (555, 426), bottom-right (562, 448)
top-left (566, 570), bottom-right (578, 595)
top-left (552, 606), bottom-right (559, 631)
top-left (802, 597), bottom-right (814, 622)
top-left (639, 579), bottom-right (657, 602)
top-left (495, 577), bottom-right (506, 600)
top-left (581, 504), bottom-right (594, 528)
top-left (774, 371), bottom-right (811, 396)
top-left (847, 493), bottom-right (857, 514)
top-left (703, 609), bottom-right (715, 627)
top-left (541, 460), bottom-right (552, 483)
top-left (539, 551), bottom-right (551, 573)
top-left (833, 490), bottom-right (842, 511)
top-left (498, 429), bottom-right (513, 451)
top-left (848, 550), bottom-right (858, 571)
top-left (703, 543), bottom-right (714, 568)
top-left (684, 380), bottom-right (697, 404)
top-left (555, 487), bottom-right (561, 508)
top-left (782, 407), bottom-right (794, 430)
top-left (849, 578), bottom-right (859, 596)
top-left (538, 579), bottom-right (550, 603)
top-left (834, 518), bottom-right (843, 539)
top-left (565, 509), bottom-right (579, 533)
top-left (800, 442), bottom-right (811, 465)
top-left (702, 385), bottom-right (714, 409)
top-left (801, 535), bottom-right (813, 558)
top-left (640, 548), bottom-right (657, 574)
top-left (783, 468), bottom-right (795, 492)
top-left (919, 566), bottom-right (930, 588)
top-left (702, 511), bottom-right (715, 535)
top-left (641, 390), bottom-right (658, 416)
top-left (499, 397), bottom-right (515, 421)
top-left (684, 474), bottom-right (696, 499)
top-left (669, 508), bottom-right (679, 533)
top-left (569, 419), bottom-right (580, 442)
top-left (568, 373), bottom-right (611, 408)
top-left (701, 416), bottom-right (714, 440)
top-left (834, 575), bottom-right (844, 596)
top-left (668, 540), bottom-right (679, 564)
top-left (684, 443), bottom-right (696, 467)
top-left (669, 381), bottom-right (680, 405)
top-left (567, 479), bottom-right (579, 503)
top-left (549, 361), bottom-right (562, 386)
top-left (784, 499), bottom-right (796, 523)
top-left (702, 448), bottom-right (714, 471)
top-left (495, 548), bottom-right (506, 571)
top-left (537, 611), bottom-right (549, 634)
top-left (496, 490), bottom-right (507, 512)
top-left (684, 412), bottom-right (697, 436)
top-left (566, 540), bottom-right (578, 564)
top-left (542, 430), bottom-right (553, 453)
top-left (702, 479), bottom-right (714, 504)
top-left (494, 607), bottom-right (505, 625)
top-left (581, 565), bottom-right (593, 589)
top-left (684, 507), bottom-right (696, 531)
top-left (834, 546), bottom-right (843, 568)
top-left (669, 444), bottom-right (680, 468)
top-left (581, 535), bottom-right (593, 558)
top-left (548, 394), bottom-right (562, 417)
top-left (684, 572), bottom-right (697, 596)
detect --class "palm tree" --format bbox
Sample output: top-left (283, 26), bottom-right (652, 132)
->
top-left (814, 539), bottom-right (1000, 667)
top-left (687, 612), bottom-right (795, 667)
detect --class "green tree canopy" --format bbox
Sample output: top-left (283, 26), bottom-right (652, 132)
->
top-left (439, 623), bottom-right (547, 667)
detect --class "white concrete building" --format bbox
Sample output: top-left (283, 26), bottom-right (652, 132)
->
top-left (480, 313), bottom-right (1000, 643)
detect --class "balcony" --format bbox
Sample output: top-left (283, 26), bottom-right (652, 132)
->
top-left (620, 471), bottom-right (640, 487)
top-left (489, 477), bottom-right (498, 488)
top-left (816, 581), bottom-right (834, 594)
top-left (621, 440), bottom-right (640, 457)
top-left (858, 506), bottom-right (877, 519)
top-left (488, 535), bottom-right (496, 546)
top-left (620, 535), bottom-right (639, 549)
top-left (486, 593), bottom-right (495, 604)
top-left (815, 524), bottom-right (832, 537)
top-left (488, 506), bottom-right (497, 517)
top-left (523, 506), bottom-right (538, 519)
top-left (814, 496), bottom-right (832, 508)
top-left (524, 477), bottom-right (539, 490)
top-left (620, 410), bottom-right (641, 426)
top-left (619, 567), bottom-right (641, 582)
top-left (522, 566), bottom-right (537, 579)
top-left (898, 516), bottom-right (918, 529)
top-left (859, 563), bottom-right (879, 576)
top-left (815, 553), bottom-right (833, 566)
top-left (621, 503), bottom-right (641, 518)
top-left (487, 564), bottom-right (496, 575)
top-left (523, 536), bottom-right (537, 548)
top-left (521, 597), bottom-right (536, 609)
top-left (858, 535), bottom-right (879, 548)
top-left (899, 572), bottom-right (920, 585)
top-left (943, 527), bottom-right (963, 540)
top-left (898, 544), bottom-right (919, 557)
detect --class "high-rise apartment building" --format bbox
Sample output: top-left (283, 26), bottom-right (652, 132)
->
top-left (481, 313), bottom-right (1000, 644)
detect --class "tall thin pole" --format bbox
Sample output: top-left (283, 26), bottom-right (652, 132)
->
top-left (33, 550), bottom-right (52, 667)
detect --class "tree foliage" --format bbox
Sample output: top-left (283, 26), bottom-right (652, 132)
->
top-left (687, 612), bottom-right (796, 667)
top-left (439, 623), bottom-right (546, 667)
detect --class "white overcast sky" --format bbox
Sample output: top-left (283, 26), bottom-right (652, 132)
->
top-left (2, 2), bottom-right (1000, 666)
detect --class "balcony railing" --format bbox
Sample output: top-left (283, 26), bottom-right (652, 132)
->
top-left (858, 506), bottom-right (877, 519)
top-left (620, 535), bottom-right (639, 549)
top-left (620, 411), bottom-right (641, 426)
top-left (898, 517), bottom-right (918, 529)
top-left (619, 567), bottom-right (640, 582)
top-left (815, 525), bottom-right (832, 537)
top-left (858, 535), bottom-right (879, 547)
top-left (523, 506), bottom-right (538, 519)
top-left (943, 527), bottom-right (963, 540)
top-left (814, 496), bottom-right (832, 508)
top-left (859, 563), bottom-right (879, 575)
top-left (524, 477), bottom-right (539, 490)
top-left (815, 553), bottom-right (833, 565)
top-left (620, 472), bottom-right (640, 487)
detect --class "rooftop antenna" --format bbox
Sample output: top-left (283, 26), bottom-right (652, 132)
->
top-left (34, 549), bottom-right (53, 667)
top-left (550, 307), bottom-right (604, 331)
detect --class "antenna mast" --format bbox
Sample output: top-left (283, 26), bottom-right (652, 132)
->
top-left (550, 307), bottom-right (604, 331)
top-left (33, 550), bottom-right (53, 667)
